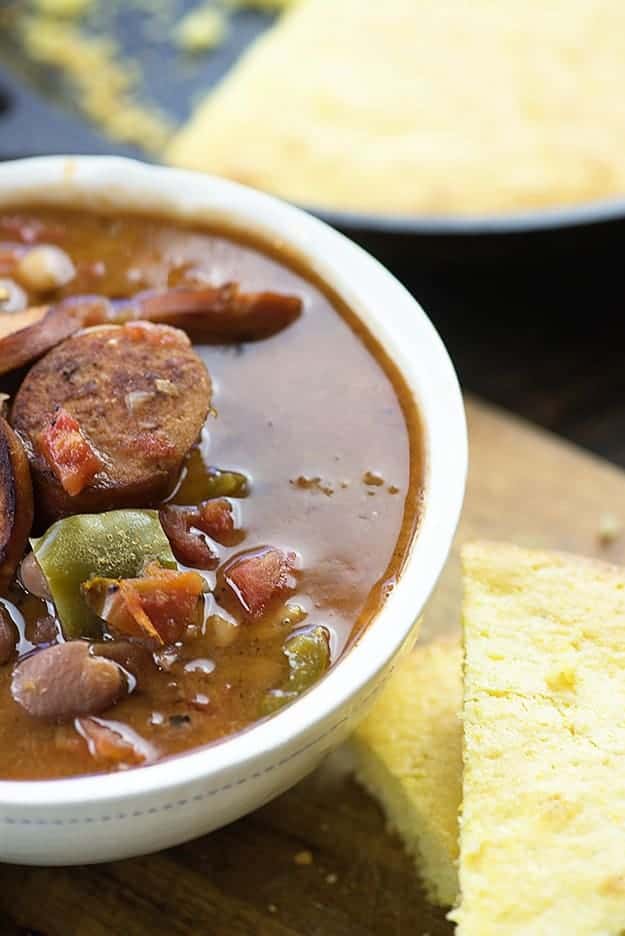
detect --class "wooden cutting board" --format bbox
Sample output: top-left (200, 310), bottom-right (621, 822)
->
top-left (2, 396), bottom-right (625, 936)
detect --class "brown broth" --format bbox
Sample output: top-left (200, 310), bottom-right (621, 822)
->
top-left (0, 209), bottom-right (423, 779)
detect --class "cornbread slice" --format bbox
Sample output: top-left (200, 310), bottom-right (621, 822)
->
top-left (167, 0), bottom-right (625, 216)
top-left (351, 639), bottom-right (462, 907)
top-left (452, 541), bottom-right (625, 936)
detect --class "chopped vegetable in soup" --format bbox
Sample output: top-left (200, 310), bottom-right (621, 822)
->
top-left (0, 209), bottom-right (422, 779)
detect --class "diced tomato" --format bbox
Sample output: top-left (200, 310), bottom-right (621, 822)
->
top-left (85, 563), bottom-right (206, 647)
top-left (76, 717), bottom-right (154, 767)
top-left (221, 547), bottom-right (297, 620)
top-left (121, 320), bottom-right (190, 349)
top-left (159, 505), bottom-right (218, 570)
top-left (37, 408), bottom-right (102, 496)
top-left (196, 498), bottom-right (235, 544)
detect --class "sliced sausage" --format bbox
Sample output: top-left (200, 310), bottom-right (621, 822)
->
top-left (0, 284), bottom-right (302, 376)
top-left (11, 321), bottom-right (211, 520)
top-left (0, 606), bottom-right (17, 664)
top-left (123, 284), bottom-right (303, 343)
top-left (0, 297), bottom-right (102, 377)
top-left (0, 304), bottom-right (47, 340)
top-left (11, 641), bottom-right (127, 722)
top-left (0, 417), bottom-right (34, 589)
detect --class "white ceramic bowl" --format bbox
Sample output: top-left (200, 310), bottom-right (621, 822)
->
top-left (0, 156), bottom-right (467, 865)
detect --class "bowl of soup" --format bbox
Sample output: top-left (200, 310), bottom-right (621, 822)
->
top-left (0, 156), bottom-right (466, 864)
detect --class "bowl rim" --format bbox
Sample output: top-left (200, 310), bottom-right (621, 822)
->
top-left (0, 155), bottom-right (467, 810)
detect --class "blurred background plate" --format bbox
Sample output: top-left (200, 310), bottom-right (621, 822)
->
top-left (2, 2), bottom-right (625, 271)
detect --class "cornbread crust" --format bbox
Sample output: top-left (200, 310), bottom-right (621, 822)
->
top-left (167, 0), bottom-right (625, 216)
top-left (453, 541), bottom-right (625, 935)
top-left (351, 639), bottom-right (462, 907)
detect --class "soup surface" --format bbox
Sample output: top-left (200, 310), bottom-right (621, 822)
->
top-left (0, 209), bottom-right (422, 779)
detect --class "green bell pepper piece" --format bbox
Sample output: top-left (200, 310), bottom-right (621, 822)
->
top-left (261, 626), bottom-right (330, 716)
top-left (32, 509), bottom-right (177, 639)
top-left (173, 448), bottom-right (249, 505)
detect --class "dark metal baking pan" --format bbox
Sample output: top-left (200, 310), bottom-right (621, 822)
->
top-left (1, 4), bottom-right (624, 272)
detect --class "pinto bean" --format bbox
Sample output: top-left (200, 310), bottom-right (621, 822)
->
top-left (19, 551), bottom-right (52, 600)
top-left (11, 641), bottom-right (127, 722)
top-left (30, 615), bottom-right (58, 646)
top-left (90, 640), bottom-right (152, 681)
top-left (0, 606), bottom-right (17, 665)
top-left (16, 245), bottom-right (75, 293)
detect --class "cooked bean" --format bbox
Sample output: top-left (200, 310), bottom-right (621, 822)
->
top-left (0, 607), bottom-right (17, 665)
top-left (30, 615), bottom-right (58, 646)
top-left (19, 552), bottom-right (52, 601)
top-left (16, 245), bottom-right (75, 293)
top-left (0, 278), bottom-right (28, 313)
top-left (90, 640), bottom-right (152, 680)
top-left (11, 642), bottom-right (127, 722)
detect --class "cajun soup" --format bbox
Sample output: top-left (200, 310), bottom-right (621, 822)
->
top-left (0, 209), bottom-right (422, 779)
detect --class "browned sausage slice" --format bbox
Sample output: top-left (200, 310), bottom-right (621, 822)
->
top-left (128, 284), bottom-right (302, 342)
top-left (11, 321), bottom-right (211, 520)
top-left (0, 285), bottom-right (302, 376)
top-left (0, 297), bottom-right (108, 377)
top-left (0, 417), bottom-right (34, 590)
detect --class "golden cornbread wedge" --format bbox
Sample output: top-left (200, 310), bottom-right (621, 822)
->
top-left (453, 541), bottom-right (625, 936)
top-left (167, 0), bottom-right (625, 216)
top-left (351, 639), bottom-right (462, 907)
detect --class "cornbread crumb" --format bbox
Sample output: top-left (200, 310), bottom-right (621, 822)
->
top-left (452, 541), bottom-right (625, 935)
top-left (175, 4), bottom-right (227, 53)
top-left (293, 849), bottom-right (313, 866)
top-left (19, 17), bottom-right (172, 153)
top-left (545, 664), bottom-right (577, 692)
top-left (351, 639), bottom-right (462, 907)
top-left (598, 512), bottom-right (622, 545)
top-left (33, 0), bottom-right (92, 17)
top-left (325, 872), bottom-right (338, 885)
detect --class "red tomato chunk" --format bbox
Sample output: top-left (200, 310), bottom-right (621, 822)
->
top-left (37, 408), bottom-right (102, 496)
top-left (221, 547), bottom-right (297, 620)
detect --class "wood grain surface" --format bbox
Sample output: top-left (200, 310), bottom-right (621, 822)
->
top-left (2, 396), bottom-right (625, 936)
